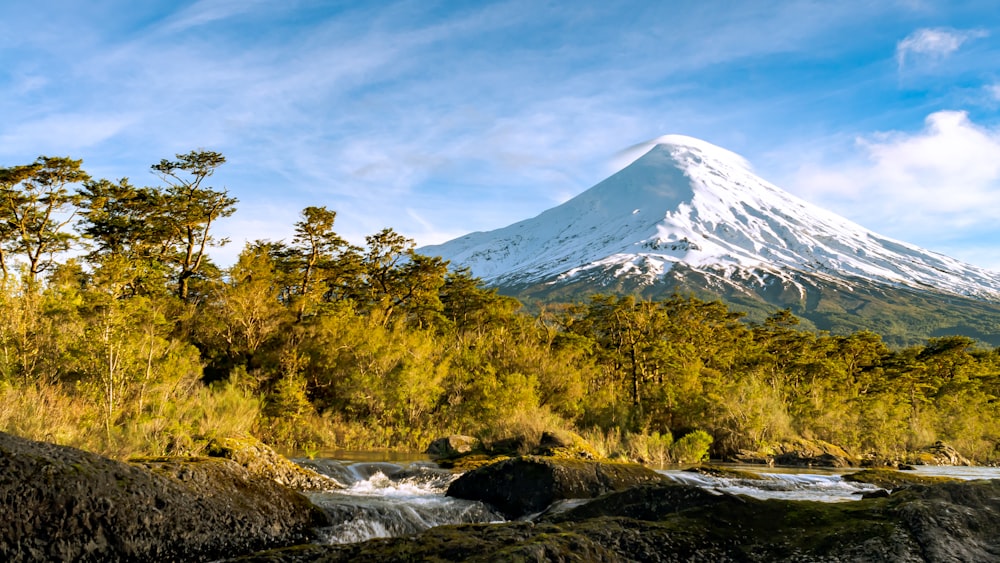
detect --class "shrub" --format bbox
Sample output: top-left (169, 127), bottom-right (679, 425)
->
top-left (671, 430), bottom-right (713, 464)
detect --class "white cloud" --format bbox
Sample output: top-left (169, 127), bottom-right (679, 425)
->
top-left (788, 111), bottom-right (1000, 269)
top-left (896, 27), bottom-right (988, 70)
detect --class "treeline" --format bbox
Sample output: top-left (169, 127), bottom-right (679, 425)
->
top-left (2, 152), bottom-right (1000, 462)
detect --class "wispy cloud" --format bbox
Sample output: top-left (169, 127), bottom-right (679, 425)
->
top-left (3, 1), bottom-right (1000, 268)
top-left (896, 27), bottom-right (988, 70)
top-left (0, 114), bottom-right (136, 157)
top-left (158, 0), bottom-right (273, 34)
top-left (987, 83), bottom-right (1000, 101)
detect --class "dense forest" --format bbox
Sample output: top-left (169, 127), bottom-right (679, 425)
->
top-left (2, 151), bottom-right (1000, 463)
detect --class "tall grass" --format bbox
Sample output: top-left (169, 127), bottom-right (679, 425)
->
top-left (0, 380), bottom-right (263, 459)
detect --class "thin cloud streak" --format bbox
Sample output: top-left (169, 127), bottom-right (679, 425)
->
top-left (896, 27), bottom-right (988, 69)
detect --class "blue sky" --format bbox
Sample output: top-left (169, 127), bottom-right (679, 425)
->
top-left (3, 1), bottom-right (1000, 270)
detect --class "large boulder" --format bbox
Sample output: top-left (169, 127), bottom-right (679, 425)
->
top-left (445, 455), bottom-right (665, 519)
top-left (0, 431), bottom-right (327, 562)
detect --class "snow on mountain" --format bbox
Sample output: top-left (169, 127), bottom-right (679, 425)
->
top-left (421, 135), bottom-right (1000, 302)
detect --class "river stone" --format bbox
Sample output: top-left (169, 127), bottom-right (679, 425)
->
top-left (0, 431), bottom-right (327, 562)
top-left (915, 441), bottom-right (972, 466)
top-left (425, 435), bottom-right (479, 460)
top-left (445, 455), bottom-right (665, 519)
top-left (204, 437), bottom-right (342, 491)
top-left (533, 430), bottom-right (599, 459)
top-left (736, 438), bottom-right (858, 468)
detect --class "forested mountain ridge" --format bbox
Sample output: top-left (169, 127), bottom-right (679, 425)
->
top-left (422, 136), bottom-right (1000, 346)
top-left (2, 149), bottom-right (1000, 466)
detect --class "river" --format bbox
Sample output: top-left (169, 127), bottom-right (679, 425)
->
top-left (293, 454), bottom-right (1000, 545)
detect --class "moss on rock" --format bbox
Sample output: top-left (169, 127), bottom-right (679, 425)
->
top-left (842, 468), bottom-right (960, 489)
top-left (202, 437), bottom-right (341, 491)
top-left (684, 464), bottom-right (772, 480)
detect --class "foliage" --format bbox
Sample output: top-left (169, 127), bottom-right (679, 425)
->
top-left (3, 150), bottom-right (1000, 466)
top-left (671, 430), bottom-right (714, 464)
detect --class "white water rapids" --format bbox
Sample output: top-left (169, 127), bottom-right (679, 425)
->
top-left (295, 457), bottom-right (1000, 545)
top-left (298, 459), bottom-right (502, 544)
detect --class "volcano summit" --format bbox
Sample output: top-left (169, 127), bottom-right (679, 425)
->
top-left (422, 136), bottom-right (1000, 345)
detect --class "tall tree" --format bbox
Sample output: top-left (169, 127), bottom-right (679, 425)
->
top-left (151, 150), bottom-right (237, 301)
top-left (0, 157), bottom-right (90, 282)
top-left (289, 206), bottom-right (351, 318)
top-left (77, 177), bottom-right (167, 296)
top-left (356, 228), bottom-right (449, 327)
top-left (77, 177), bottom-right (158, 260)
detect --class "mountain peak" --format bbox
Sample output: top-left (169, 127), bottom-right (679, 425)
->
top-left (421, 136), bottom-right (1000, 305)
top-left (644, 134), bottom-right (754, 171)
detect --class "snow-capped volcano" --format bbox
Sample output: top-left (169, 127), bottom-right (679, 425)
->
top-left (422, 135), bottom-right (1000, 304)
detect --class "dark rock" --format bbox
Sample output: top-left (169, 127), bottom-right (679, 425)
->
top-left (730, 449), bottom-right (775, 466)
top-left (547, 481), bottom-right (733, 522)
top-left (533, 430), bottom-right (598, 459)
top-left (485, 435), bottom-right (527, 456)
top-left (0, 431), bottom-right (327, 562)
top-left (425, 435), bottom-right (479, 460)
top-left (773, 450), bottom-right (852, 467)
top-left (435, 453), bottom-right (509, 471)
top-left (445, 455), bottom-right (665, 519)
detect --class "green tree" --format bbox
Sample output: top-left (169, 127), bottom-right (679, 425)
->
top-left (151, 150), bottom-right (237, 301)
top-left (76, 177), bottom-right (169, 297)
top-left (287, 206), bottom-right (354, 319)
top-left (354, 228), bottom-right (449, 327)
top-left (0, 157), bottom-right (90, 282)
top-left (199, 242), bottom-right (291, 378)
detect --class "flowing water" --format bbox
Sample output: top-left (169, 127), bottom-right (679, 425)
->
top-left (657, 464), bottom-right (1000, 502)
top-left (298, 458), bottom-right (503, 544)
top-left (658, 468), bottom-right (879, 502)
top-left (295, 456), bottom-right (1000, 545)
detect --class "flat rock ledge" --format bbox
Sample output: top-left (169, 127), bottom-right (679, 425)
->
top-left (0, 431), bottom-right (328, 562)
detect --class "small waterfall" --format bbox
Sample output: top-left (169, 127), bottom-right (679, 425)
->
top-left (300, 460), bottom-right (503, 544)
top-left (659, 470), bottom-right (881, 502)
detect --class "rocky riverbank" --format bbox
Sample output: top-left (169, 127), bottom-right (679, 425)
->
top-left (0, 431), bottom-right (331, 562)
top-left (233, 475), bottom-right (1000, 562)
top-left (4, 428), bottom-right (995, 562)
